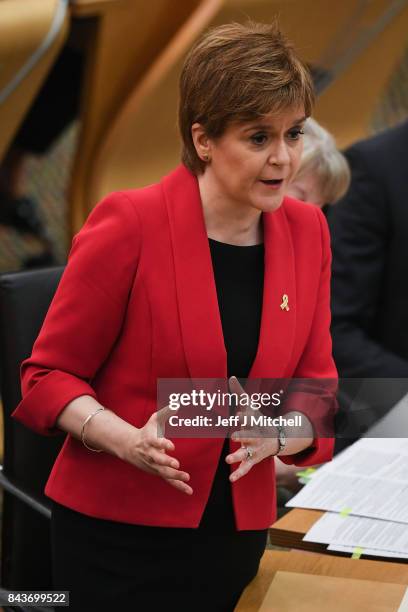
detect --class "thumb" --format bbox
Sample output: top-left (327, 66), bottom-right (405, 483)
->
top-left (229, 376), bottom-right (247, 397)
top-left (229, 376), bottom-right (253, 422)
top-left (155, 403), bottom-right (177, 437)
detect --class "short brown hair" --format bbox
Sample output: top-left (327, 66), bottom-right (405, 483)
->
top-left (179, 20), bottom-right (315, 174)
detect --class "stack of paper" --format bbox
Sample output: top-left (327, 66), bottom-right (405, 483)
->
top-left (304, 512), bottom-right (408, 559)
top-left (287, 438), bottom-right (408, 559)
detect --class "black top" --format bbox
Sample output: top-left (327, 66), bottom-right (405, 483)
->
top-left (209, 238), bottom-right (264, 378)
top-left (199, 238), bottom-right (265, 530)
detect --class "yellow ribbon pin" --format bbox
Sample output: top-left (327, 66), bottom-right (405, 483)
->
top-left (280, 294), bottom-right (289, 311)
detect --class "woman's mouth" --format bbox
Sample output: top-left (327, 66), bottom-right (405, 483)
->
top-left (260, 178), bottom-right (284, 190)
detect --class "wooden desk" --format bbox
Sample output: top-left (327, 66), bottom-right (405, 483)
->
top-left (236, 549), bottom-right (408, 611)
top-left (269, 509), bottom-right (408, 563)
top-left (269, 508), bottom-right (327, 553)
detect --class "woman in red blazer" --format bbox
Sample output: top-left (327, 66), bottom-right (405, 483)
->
top-left (13, 21), bottom-right (336, 611)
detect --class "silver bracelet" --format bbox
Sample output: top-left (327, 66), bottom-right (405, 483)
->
top-left (81, 407), bottom-right (105, 452)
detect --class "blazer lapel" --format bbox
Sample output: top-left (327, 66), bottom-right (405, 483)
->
top-left (162, 166), bottom-right (296, 381)
top-left (249, 203), bottom-right (296, 379)
top-left (162, 165), bottom-right (227, 378)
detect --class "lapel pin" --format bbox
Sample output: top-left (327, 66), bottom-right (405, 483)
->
top-left (280, 294), bottom-right (289, 311)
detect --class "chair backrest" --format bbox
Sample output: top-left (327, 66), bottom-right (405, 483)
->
top-left (0, 266), bottom-right (64, 589)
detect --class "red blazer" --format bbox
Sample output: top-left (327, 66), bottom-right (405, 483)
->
top-left (12, 164), bottom-right (337, 530)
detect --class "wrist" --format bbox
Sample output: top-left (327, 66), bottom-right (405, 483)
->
top-left (275, 424), bottom-right (287, 455)
top-left (84, 408), bottom-right (138, 460)
top-left (114, 422), bottom-right (141, 462)
top-left (268, 425), bottom-right (286, 457)
top-left (81, 407), bottom-right (106, 452)
top-left (277, 411), bottom-right (314, 455)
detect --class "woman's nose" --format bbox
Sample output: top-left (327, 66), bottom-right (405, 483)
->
top-left (267, 140), bottom-right (291, 166)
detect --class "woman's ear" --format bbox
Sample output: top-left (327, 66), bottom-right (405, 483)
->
top-left (191, 123), bottom-right (212, 163)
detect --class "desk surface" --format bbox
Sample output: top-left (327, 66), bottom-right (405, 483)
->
top-left (236, 549), bottom-right (408, 611)
top-left (269, 508), bottom-right (326, 552)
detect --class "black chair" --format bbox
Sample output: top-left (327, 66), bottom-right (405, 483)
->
top-left (0, 267), bottom-right (64, 592)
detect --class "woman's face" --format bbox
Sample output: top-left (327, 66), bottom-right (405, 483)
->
top-left (287, 171), bottom-right (326, 208)
top-left (196, 105), bottom-right (306, 214)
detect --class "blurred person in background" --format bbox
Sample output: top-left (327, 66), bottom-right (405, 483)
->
top-left (12, 21), bottom-right (336, 611)
top-left (287, 117), bottom-right (350, 212)
top-left (327, 119), bottom-right (408, 447)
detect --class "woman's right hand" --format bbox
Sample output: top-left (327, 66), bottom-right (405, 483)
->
top-left (121, 405), bottom-right (193, 495)
top-left (56, 395), bottom-right (192, 495)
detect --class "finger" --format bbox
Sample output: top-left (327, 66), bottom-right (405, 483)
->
top-left (165, 478), bottom-right (193, 495)
top-left (147, 435), bottom-right (175, 453)
top-left (155, 465), bottom-right (191, 482)
top-left (229, 376), bottom-right (247, 397)
top-left (236, 407), bottom-right (252, 425)
top-left (229, 460), bottom-right (253, 483)
top-left (225, 446), bottom-right (250, 465)
top-left (156, 403), bottom-right (175, 422)
top-left (229, 378), bottom-right (259, 417)
top-left (154, 404), bottom-right (177, 437)
top-left (231, 430), bottom-right (254, 442)
top-left (149, 448), bottom-right (180, 469)
top-left (229, 377), bottom-right (256, 422)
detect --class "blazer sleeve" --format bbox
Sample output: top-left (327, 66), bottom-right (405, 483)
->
top-left (279, 206), bottom-right (338, 467)
top-left (12, 191), bottom-right (141, 436)
top-left (328, 145), bottom-right (408, 378)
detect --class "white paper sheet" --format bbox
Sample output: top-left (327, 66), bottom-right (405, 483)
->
top-left (327, 543), bottom-right (408, 559)
top-left (286, 438), bottom-right (408, 523)
top-left (304, 512), bottom-right (408, 555)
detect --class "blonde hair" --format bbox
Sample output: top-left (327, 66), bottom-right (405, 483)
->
top-left (179, 20), bottom-right (314, 175)
top-left (297, 118), bottom-right (350, 203)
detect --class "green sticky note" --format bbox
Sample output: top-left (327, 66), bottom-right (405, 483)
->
top-left (351, 547), bottom-right (364, 559)
top-left (296, 470), bottom-right (308, 478)
top-left (296, 468), bottom-right (316, 478)
top-left (298, 476), bottom-right (312, 485)
top-left (340, 507), bottom-right (352, 517)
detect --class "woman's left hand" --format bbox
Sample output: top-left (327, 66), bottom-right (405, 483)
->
top-left (225, 376), bottom-right (279, 483)
top-left (226, 434), bottom-right (279, 483)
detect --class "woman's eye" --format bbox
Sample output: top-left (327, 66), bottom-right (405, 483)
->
top-left (287, 128), bottom-right (304, 141)
top-left (250, 133), bottom-right (267, 145)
